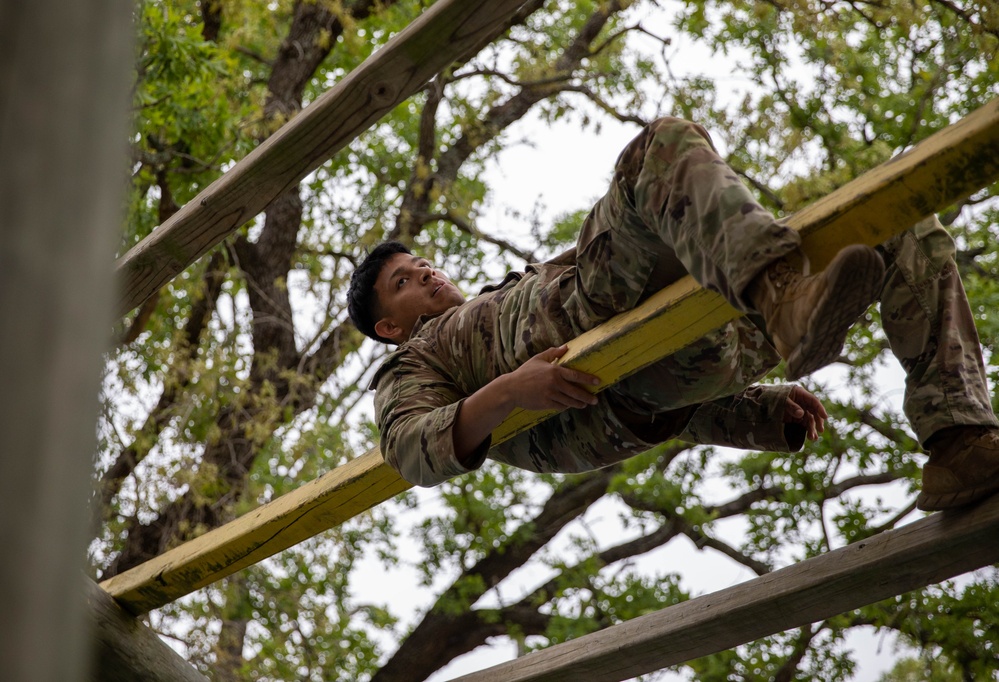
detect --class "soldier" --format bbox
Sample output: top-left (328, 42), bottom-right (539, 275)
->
top-left (347, 117), bottom-right (999, 511)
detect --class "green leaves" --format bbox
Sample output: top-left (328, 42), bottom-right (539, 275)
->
top-left (99, 0), bottom-right (999, 679)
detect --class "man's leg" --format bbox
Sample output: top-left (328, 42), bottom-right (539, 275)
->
top-left (561, 118), bottom-right (781, 419)
top-left (879, 216), bottom-right (999, 510)
top-left (565, 117), bottom-right (884, 380)
top-left (565, 118), bottom-right (794, 330)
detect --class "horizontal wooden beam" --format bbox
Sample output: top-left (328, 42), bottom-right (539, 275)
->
top-left (451, 493), bottom-right (999, 682)
top-left (114, 0), bottom-right (534, 316)
top-left (101, 98), bottom-right (999, 615)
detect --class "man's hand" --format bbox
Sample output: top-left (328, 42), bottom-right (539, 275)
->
top-left (503, 345), bottom-right (600, 411)
top-left (784, 385), bottom-right (827, 441)
top-left (453, 345), bottom-right (599, 465)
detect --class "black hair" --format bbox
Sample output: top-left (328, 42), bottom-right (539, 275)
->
top-left (347, 241), bottom-right (412, 344)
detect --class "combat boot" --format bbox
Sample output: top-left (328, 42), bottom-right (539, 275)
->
top-left (748, 244), bottom-right (885, 380)
top-left (917, 426), bottom-right (999, 511)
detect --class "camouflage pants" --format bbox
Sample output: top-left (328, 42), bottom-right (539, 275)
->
top-left (879, 218), bottom-right (998, 442)
top-left (563, 117), bottom-right (997, 442)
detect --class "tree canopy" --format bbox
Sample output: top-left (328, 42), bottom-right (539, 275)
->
top-left (96, 1), bottom-right (999, 679)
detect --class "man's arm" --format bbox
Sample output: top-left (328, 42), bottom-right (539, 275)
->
top-left (375, 344), bottom-right (599, 487)
top-left (453, 345), bottom-right (600, 464)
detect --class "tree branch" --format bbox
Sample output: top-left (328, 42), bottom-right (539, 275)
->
top-left (373, 469), bottom-right (619, 681)
top-left (429, 209), bottom-right (537, 263)
top-left (100, 249), bottom-right (227, 514)
top-left (675, 515), bottom-right (772, 575)
top-left (390, 0), bottom-right (631, 240)
top-left (106, 0), bottom-right (398, 577)
top-left (773, 621), bottom-right (821, 682)
top-left (561, 84), bottom-right (648, 126)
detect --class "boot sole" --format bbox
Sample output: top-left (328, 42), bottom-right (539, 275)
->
top-left (785, 245), bottom-right (885, 380)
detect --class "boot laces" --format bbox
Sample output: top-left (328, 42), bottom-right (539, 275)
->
top-left (760, 254), bottom-right (811, 302)
top-left (970, 427), bottom-right (999, 448)
top-left (932, 425), bottom-right (999, 459)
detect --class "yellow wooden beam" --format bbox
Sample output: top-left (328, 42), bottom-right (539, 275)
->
top-left (495, 98), bottom-right (999, 439)
top-left (102, 450), bottom-right (408, 614)
top-left (101, 98), bottom-right (999, 615)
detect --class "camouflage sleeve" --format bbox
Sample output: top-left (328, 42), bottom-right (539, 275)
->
top-left (679, 384), bottom-right (805, 452)
top-left (373, 351), bottom-right (490, 487)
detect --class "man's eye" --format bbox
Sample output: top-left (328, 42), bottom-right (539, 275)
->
top-left (397, 278), bottom-right (407, 288)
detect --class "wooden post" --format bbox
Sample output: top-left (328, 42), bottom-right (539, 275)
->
top-left (99, 98), bottom-right (999, 615)
top-left (0, 1), bottom-right (133, 681)
top-left (451, 494), bottom-right (999, 682)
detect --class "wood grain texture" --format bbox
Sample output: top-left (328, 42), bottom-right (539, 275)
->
top-left (451, 494), bottom-right (999, 682)
top-left (102, 99), bottom-right (999, 615)
top-left (86, 579), bottom-right (209, 682)
top-left (115, 0), bottom-right (532, 315)
top-left (790, 97), bottom-right (999, 269)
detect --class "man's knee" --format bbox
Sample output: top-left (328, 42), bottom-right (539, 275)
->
top-left (615, 118), bottom-right (716, 182)
top-left (880, 215), bottom-right (957, 272)
top-left (647, 116), bottom-right (712, 140)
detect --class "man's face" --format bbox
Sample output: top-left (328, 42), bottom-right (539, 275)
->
top-left (373, 252), bottom-right (466, 343)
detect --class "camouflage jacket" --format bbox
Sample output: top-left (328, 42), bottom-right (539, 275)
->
top-left (371, 262), bottom-right (799, 487)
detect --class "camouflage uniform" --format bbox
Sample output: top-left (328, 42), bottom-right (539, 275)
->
top-left (372, 118), bottom-right (997, 487)
top-left (878, 216), bottom-right (998, 441)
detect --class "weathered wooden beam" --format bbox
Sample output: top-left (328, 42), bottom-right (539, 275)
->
top-left (115, 0), bottom-right (534, 316)
top-left (451, 493), bottom-right (999, 682)
top-left (86, 579), bottom-right (209, 682)
top-left (101, 98), bottom-right (999, 615)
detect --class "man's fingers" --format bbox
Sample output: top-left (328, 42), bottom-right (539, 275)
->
top-left (561, 366), bottom-right (601, 387)
top-left (538, 345), bottom-right (569, 362)
top-left (541, 348), bottom-right (600, 386)
top-left (561, 385), bottom-right (598, 407)
top-left (553, 377), bottom-right (597, 408)
top-left (786, 399), bottom-right (805, 420)
top-left (553, 396), bottom-right (591, 410)
top-left (546, 391), bottom-right (589, 410)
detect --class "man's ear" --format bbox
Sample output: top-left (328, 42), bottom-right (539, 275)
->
top-left (374, 317), bottom-right (404, 344)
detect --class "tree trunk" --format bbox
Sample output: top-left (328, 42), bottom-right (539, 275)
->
top-left (214, 575), bottom-right (251, 682)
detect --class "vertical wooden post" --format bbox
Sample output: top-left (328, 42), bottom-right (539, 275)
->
top-left (0, 1), bottom-right (133, 680)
